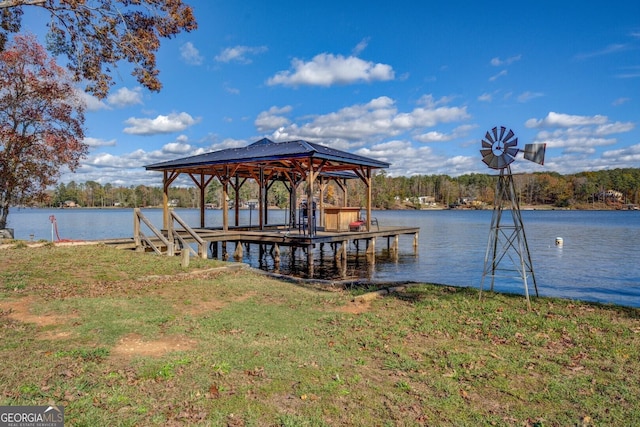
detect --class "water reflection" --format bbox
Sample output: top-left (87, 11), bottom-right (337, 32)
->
top-left (216, 240), bottom-right (416, 282)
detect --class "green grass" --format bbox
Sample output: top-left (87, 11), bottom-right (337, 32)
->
top-left (1, 245), bottom-right (639, 425)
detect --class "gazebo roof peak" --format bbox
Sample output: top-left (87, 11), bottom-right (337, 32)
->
top-left (145, 138), bottom-right (390, 171)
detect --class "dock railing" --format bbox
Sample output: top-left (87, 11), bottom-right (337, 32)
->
top-left (168, 209), bottom-right (207, 259)
top-left (134, 208), bottom-right (173, 255)
top-left (133, 208), bottom-right (206, 258)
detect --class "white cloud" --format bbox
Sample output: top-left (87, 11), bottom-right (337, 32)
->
top-left (84, 137), bottom-right (116, 147)
top-left (162, 142), bottom-right (193, 155)
top-left (595, 122), bottom-right (635, 135)
top-left (612, 97), bottom-right (630, 106)
top-left (88, 152), bottom-right (143, 168)
top-left (255, 106), bottom-right (293, 132)
top-left (525, 112), bottom-right (608, 128)
top-left (489, 70), bottom-right (507, 82)
top-left (525, 112), bottom-right (635, 160)
top-left (357, 141), bottom-right (476, 177)
top-left (490, 54), bottom-right (522, 66)
top-left (76, 89), bottom-right (108, 111)
top-left (107, 87), bottom-right (143, 108)
top-left (223, 82), bottom-right (240, 95)
top-left (615, 66), bottom-right (640, 79)
top-left (478, 92), bottom-right (493, 102)
top-left (602, 143), bottom-right (640, 162)
top-left (575, 43), bottom-right (628, 60)
top-left (123, 112), bottom-right (200, 135)
top-left (268, 95), bottom-right (469, 149)
top-left (180, 42), bottom-right (204, 65)
top-left (215, 45), bottom-right (267, 64)
top-left (415, 124), bottom-right (476, 143)
top-left (267, 53), bottom-right (395, 87)
top-left (352, 38), bottom-right (370, 56)
top-left (517, 91), bottom-right (544, 103)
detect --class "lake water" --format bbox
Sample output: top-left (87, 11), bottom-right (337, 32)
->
top-left (6, 207), bottom-right (640, 308)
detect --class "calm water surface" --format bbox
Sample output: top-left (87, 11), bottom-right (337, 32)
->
top-left (7, 208), bottom-right (640, 307)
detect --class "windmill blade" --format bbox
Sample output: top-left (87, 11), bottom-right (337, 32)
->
top-left (503, 129), bottom-right (515, 144)
top-left (481, 152), bottom-right (494, 166)
top-left (482, 139), bottom-right (492, 149)
top-left (503, 137), bottom-right (518, 148)
top-left (498, 126), bottom-right (506, 141)
top-left (492, 127), bottom-right (499, 141)
top-left (485, 131), bottom-right (495, 144)
top-left (483, 153), bottom-right (500, 169)
top-left (505, 146), bottom-right (519, 158)
top-left (524, 143), bottom-right (546, 165)
top-left (480, 148), bottom-right (493, 158)
top-left (496, 154), bottom-right (508, 169)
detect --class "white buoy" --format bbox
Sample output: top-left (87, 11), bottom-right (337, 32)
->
top-left (555, 237), bottom-right (563, 247)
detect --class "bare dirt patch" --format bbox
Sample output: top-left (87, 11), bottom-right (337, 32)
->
top-left (0, 296), bottom-right (78, 327)
top-left (111, 333), bottom-right (197, 359)
top-left (154, 288), bottom-right (258, 317)
top-left (337, 299), bottom-right (372, 314)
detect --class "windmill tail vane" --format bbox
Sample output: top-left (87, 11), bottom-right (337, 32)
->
top-left (523, 143), bottom-right (547, 165)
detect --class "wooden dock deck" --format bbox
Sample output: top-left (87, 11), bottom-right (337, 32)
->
top-left (178, 225), bottom-right (418, 261)
top-left (128, 209), bottom-right (419, 278)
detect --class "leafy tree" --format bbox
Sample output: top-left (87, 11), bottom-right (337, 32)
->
top-left (0, 0), bottom-right (197, 98)
top-left (0, 34), bottom-right (86, 229)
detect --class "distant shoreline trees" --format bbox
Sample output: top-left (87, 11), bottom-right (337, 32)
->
top-left (42, 167), bottom-right (640, 210)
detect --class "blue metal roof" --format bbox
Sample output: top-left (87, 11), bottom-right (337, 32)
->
top-left (145, 138), bottom-right (390, 171)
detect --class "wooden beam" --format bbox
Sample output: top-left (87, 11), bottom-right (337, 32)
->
top-left (162, 170), bottom-right (180, 230)
top-left (188, 172), bottom-right (214, 228)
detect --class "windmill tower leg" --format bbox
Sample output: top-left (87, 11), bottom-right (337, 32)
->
top-left (480, 165), bottom-right (538, 309)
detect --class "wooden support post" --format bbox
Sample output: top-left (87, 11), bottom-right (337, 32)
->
top-left (234, 241), bottom-right (243, 260)
top-left (273, 243), bottom-right (281, 272)
top-left (335, 241), bottom-right (347, 261)
top-left (222, 241), bottom-right (228, 261)
top-left (391, 235), bottom-right (399, 252)
top-left (273, 243), bottom-right (281, 263)
top-left (181, 248), bottom-right (190, 267)
top-left (413, 232), bottom-right (419, 253)
top-left (210, 241), bottom-right (218, 259)
top-left (307, 245), bottom-right (314, 277)
top-left (366, 238), bottom-right (375, 255)
top-left (133, 208), bottom-right (141, 251)
top-left (366, 238), bottom-right (375, 264)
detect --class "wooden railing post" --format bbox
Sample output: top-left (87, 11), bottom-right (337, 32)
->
top-left (133, 208), bottom-right (141, 251)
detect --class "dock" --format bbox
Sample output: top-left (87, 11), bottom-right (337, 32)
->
top-left (131, 216), bottom-right (419, 278)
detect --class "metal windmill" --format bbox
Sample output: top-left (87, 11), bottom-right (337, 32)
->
top-left (479, 126), bottom-right (546, 309)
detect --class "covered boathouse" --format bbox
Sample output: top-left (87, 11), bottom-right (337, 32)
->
top-left (143, 138), bottom-right (419, 278)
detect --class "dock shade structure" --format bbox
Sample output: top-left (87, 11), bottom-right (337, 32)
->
top-left (144, 138), bottom-right (390, 236)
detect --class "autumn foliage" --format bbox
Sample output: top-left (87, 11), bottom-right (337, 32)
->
top-left (0, 34), bottom-right (86, 229)
top-left (0, 0), bottom-right (197, 98)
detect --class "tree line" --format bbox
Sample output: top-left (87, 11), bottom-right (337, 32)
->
top-left (47, 167), bottom-right (640, 210)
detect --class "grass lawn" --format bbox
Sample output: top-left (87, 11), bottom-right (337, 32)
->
top-left (1, 244), bottom-right (639, 426)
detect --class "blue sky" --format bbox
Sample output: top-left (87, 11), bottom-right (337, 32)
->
top-left (22, 0), bottom-right (640, 187)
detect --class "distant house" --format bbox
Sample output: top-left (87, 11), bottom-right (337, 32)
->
top-left (63, 200), bottom-right (78, 208)
top-left (168, 199), bottom-right (179, 207)
top-left (599, 190), bottom-right (623, 202)
top-left (417, 196), bottom-right (435, 205)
